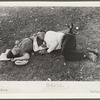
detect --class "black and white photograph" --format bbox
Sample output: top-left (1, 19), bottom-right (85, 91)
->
top-left (0, 1), bottom-right (100, 98)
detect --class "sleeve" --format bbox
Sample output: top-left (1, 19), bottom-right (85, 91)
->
top-left (47, 40), bottom-right (58, 53)
top-left (33, 36), bottom-right (39, 52)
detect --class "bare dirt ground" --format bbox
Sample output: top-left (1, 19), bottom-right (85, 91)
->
top-left (0, 7), bottom-right (100, 81)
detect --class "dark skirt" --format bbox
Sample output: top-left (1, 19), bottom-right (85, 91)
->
top-left (61, 34), bottom-right (86, 61)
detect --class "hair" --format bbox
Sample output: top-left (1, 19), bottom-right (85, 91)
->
top-left (39, 29), bottom-right (46, 33)
top-left (37, 37), bottom-right (44, 46)
top-left (7, 50), bottom-right (15, 58)
top-left (7, 50), bottom-right (20, 59)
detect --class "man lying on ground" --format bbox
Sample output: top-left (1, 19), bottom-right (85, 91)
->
top-left (33, 24), bottom-right (99, 62)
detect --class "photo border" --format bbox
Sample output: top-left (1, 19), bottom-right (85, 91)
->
top-left (0, 1), bottom-right (100, 99)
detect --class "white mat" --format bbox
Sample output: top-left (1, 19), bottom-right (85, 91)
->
top-left (0, 49), bottom-right (11, 61)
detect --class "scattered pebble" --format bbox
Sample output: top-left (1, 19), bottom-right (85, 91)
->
top-left (35, 19), bottom-right (38, 21)
top-left (51, 7), bottom-right (54, 10)
top-left (80, 69), bottom-right (83, 72)
top-left (59, 78), bottom-right (61, 81)
top-left (57, 59), bottom-right (59, 62)
top-left (76, 27), bottom-right (79, 30)
top-left (30, 16), bottom-right (32, 18)
top-left (87, 17), bottom-right (90, 19)
top-left (64, 79), bottom-right (67, 81)
top-left (57, 24), bottom-right (60, 26)
top-left (30, 23), bottom-right (33, 25)
top-left (76, 32), bottom-right (79, 35)
top-left (34, 77), bottom-right (36, 79)
top-left (80, 76), bottom-right (83, 79)
top-left (31, 64), bottom-right (33, 66)
top-left (47, 78), bottom-right (51, 81)
top-left (67, 71), bottom-right (70, 74)
top-left (9, 20), bottom-right (13, 23)
top-left (64, 62), bottom-right (66, 66)
top-left (88, 42), bottom-right (91, 45)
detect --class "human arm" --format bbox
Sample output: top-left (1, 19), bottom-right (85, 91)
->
top-left (30, 34), bottom-right (39, 52)
top-left (38, 41), bottom-right (47, 50)
top-left (13, 53), bottom-right (30, 61)
top-left (47, 41), bottom-right (58, 53)
top-left (32, 36), bottom-right (40, 52)
top-left (33, 36), bottom-right (47, 52)
top-left (38, 41), bottom-right (58, 54)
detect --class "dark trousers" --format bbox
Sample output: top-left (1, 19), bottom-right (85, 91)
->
top-left (61, 34), bottom-right (87, 61)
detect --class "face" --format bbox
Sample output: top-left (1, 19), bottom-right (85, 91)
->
top-left (37, 32), bottom-right (45, 40)
top-left (11, 47), bottom-right (20, 55)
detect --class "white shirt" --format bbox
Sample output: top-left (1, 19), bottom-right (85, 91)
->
top-left (33, 36), bottom-right (47, 52)
top-left (33, 31), bottom-right (64, 53)
top-left (44, 31), bottom-right (64, 53)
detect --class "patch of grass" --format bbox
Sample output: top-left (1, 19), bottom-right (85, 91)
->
top-left (0, 7), bottom-right (100, 81)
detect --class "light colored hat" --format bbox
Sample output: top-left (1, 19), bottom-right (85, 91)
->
top-left (15, 60), bottom-right (29, 66)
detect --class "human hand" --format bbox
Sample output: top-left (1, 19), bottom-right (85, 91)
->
top-left (15, 40), bottom-right (20, 45)
top-left (33, 33), bottom-right (37, 37)
top-left (11, 58), bottom-right (15, 62)
top-left (30, 34), bottom-right (37, 40)
top-left (12, 58), bottom-right (18, 62)
top-left (33, 35), bottom-right (37, 41)
top-left (38, 49), bottom-right (48, 55)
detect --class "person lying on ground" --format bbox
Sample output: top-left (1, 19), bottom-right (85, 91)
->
top-left (7, 35), bottom-right (44, 65)
top-left (33, 23), bottom-right (99, 62)
top-left (61, 33), bottom-right (99, 62)
top-left (33, 24), bottom-right (73, 54)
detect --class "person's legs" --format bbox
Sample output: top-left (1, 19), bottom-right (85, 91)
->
top-left (58, 23), bottom-right (73, 35)
top-left (63, 50), bottom-right (88, 61)
top-left (61, 34), bottom-right (76, 55)
top-left (61, 34), bottom-right (99, 61)
top-left (59, 28), bottom-right (70, 35)
top-left (61, 34), bottom-right (87, 61)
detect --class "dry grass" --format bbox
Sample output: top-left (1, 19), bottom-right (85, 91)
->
top-left (0, 7), bottom-right (100, 81)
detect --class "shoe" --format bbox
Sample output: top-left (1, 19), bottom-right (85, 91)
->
top-left (88, 52), bottom-right (98, 62)
top-left (68, 23), bottom-right (73, 29)
top-left (87, 48), bottom-right (99, 56)
top-left (68, 23), bottom-right (73, 34)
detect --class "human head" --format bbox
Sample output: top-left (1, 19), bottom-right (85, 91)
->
top-left (37, 30), bottom-right (46, 40)
top-left (7, 47), bottom-right (20, 58)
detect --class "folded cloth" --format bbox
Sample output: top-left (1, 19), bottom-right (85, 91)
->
top-left (0, 49), bottom-right (11, 61)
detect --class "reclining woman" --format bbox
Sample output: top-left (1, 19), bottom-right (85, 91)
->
top-left (34, 23), bottom-right (99, 62)
top-left (7, 35), bottom-right (44, 65)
